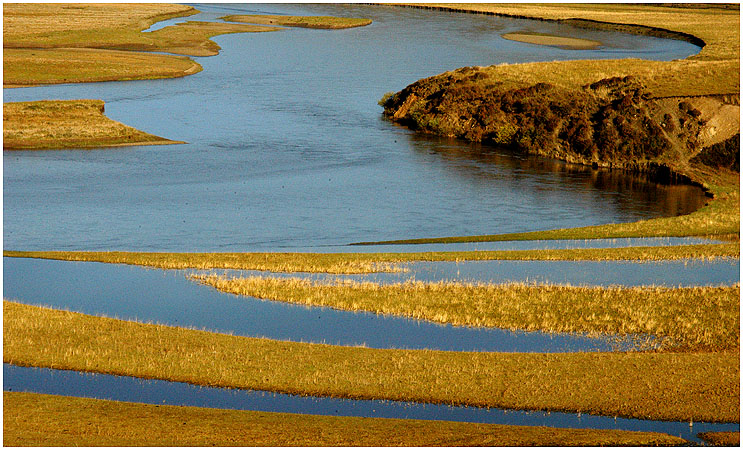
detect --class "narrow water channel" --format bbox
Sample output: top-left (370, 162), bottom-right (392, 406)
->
top-left (4, 257), bottom-right (738, 352)
top-left (4, 364), bottom-right (737, 445)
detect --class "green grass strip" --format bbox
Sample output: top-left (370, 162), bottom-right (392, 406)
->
top-left (4, 301), bottom-right (738, 423)
top-left (3, 392), bottom-right (690, 446)
top-left (192, 277), bottom-right (740, 351)
top-left (4, 243), bottom-right (738, 274)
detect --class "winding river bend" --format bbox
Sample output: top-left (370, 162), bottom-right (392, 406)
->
top-left (3, 3), bottom-right (705, 251)
top-left (3, 3), bottom-right (735, 443)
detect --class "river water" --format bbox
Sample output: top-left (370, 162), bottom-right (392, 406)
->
top-left (3, 3), bottom-right (705, 251)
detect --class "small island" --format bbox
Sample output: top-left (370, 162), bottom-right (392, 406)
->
top-left (502, 32), bottom-right (602, 50)
top-left (222, 14), bottom-right (372, 29)
top-left (3, 100), bottom-right (182, 150)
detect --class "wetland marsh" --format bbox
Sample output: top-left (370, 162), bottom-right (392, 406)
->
top-left (3, 2), bottom-right (739, 446)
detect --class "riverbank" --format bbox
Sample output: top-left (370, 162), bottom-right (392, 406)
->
top-left (4, 301), bottom-right (738, 423)
top-left (3, 4), bottom-right (281, 86)
top-left (3, 392), bottom-right (688, 446)
top-left (374, 3), bottom-right (739, 245)
top-left (3, 100), bottom-right (182, 150)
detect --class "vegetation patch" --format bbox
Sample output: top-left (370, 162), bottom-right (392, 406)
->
top-left (191, 276), bottom-right (740, 351)
top-left (501, 32), bottom-right (601, 50)
top-left (4, 243), bottom-right (739, 274)
top-left (3, 392), bottom-right (689, 447)
top-left (3, 4), bottom-right (279, 86)
top-left (697, 431), bottom-right (741, 447)
top-left (3, 100), bottom-right (180, 150)
top-left (4, 301), bottom-right (739, 423)
top-left (373, 3), bottom-right (739, 245)
top-left (223, 14), bottom-right (372, 29)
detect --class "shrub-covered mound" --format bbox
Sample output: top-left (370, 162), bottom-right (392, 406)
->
top-left (381, 70), bottom-right (708, 171)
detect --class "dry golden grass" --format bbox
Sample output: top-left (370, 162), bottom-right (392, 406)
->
top-left (192, 276), bottom-right (740, 351)
top-left (697, 431), bottom-right (741, 446)
top-left (4, 48), bottom-right (200, 87)
top-left (3, 3), bottom-right (197, 38)
top-left (224, 14), bottom-right (372, 29)
top-left (4, 243), bottom-right (738, 274)
top-left (3, 392), bottom-right (690, 447)
top-left (3, 100), bottom-right (179, 150)
top-left (4, 301), bottom-right (739, 423)
top-left (3, 4), bottom-right (279, 86)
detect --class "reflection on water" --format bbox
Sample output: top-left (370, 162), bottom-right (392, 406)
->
top-left (406, 135), bottom-right (707, 220)
top-left (4, 364), bottom-right (737, 445)
top-left (2, 3), bottom-right (705, 251)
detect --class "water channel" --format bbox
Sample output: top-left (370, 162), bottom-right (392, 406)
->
top-left (4, 364), bottom-right (738, 445)
top-left (4, 256), bottom-right (739, 351)
top-left (3, 3), bottom-right (736, 442)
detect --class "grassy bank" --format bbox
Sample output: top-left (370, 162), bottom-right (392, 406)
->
top-left (3, 392), bottom-right (689, 447)
top-left (3, 100), bottom-right (181, 150)
top-left (697, 431), bottom-right (741, 447)
top-left (223, 14), bottom-right (372, 29)
top-left (3, 4), bottom-right (279, 86)
top-left (4, 301), bottom-right (738, 423)
top-left (192, 276), bottom-right (739, 351)
top-left (374, 3), bottom-right (739, 245)
top-left (4, 243), bottom-right (738, 273)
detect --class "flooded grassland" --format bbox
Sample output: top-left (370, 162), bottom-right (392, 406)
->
top-left (3, 2), bottom-right (739, 447)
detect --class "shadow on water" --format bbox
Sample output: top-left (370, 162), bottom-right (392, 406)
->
top-left (4, 364), bottom-right (737, 445)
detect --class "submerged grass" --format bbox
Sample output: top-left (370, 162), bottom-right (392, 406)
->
top-left (4, 301), bottom-right (739, 423)
top-left (4, 243), bottom-right (738, 273)
top-left (3, 392), bottom-right (690, 447)
top-left (223, 14), bottom-right (372, 29)
top-left (191, 276), bottom-right (740, 351)
top-left (3, 100), bottom-right (180, 150)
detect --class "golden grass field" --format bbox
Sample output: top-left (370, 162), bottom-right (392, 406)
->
top-left (4, 301), bottom-right (738, 424)
top-left (2, 3), bottom-right (279, 87)
top-left (3, 392), bottom-right (689, 447)
top-left (3, 100), bottom-right (180, 150)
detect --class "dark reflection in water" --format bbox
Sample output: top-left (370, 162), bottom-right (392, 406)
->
top-left (406, 134), bottom-right (707, 221)
top-left (4, 364), bottom-right (737, 445)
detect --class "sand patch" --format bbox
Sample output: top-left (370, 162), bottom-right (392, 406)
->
top-left (502, 32), bottom-right (602, 50)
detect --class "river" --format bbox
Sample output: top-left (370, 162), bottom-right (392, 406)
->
top-left (3, 3), bottom-right (705, 251)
